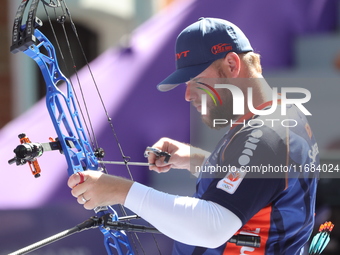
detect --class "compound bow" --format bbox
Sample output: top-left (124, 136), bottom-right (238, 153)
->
top-left (8, 0), bottom-right (162, 254)
top-left (7, 1), bottom-right (260, 254)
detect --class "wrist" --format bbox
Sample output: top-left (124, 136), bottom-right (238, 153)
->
top-left (189, 147), bottom-right (210, 174)
top-left (108, 175), bottom-right (134, 205)
top-left (118, 178), bottom-right (134, 205)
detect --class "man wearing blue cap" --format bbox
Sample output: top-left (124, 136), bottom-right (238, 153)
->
top-left (68, 18), bottom-right (318, 254)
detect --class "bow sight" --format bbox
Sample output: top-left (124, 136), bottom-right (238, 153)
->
top-left (7, 132), bottom-right (97, 178)
top-left (8, 133), bottom-right (104, 178)
top-left (7, 134), bottom-right (168, 177)
top-left (9, 134), bottom-right (44, 164)
top-left (8, 133), bottom-right (45, 177)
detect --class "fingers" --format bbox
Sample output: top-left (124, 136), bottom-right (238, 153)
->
top-left (67, 171), bottom-right (133, 210)
top-left (147, 150), bottom-right (158, 165)
top-left (67, 171), bottom-right (87, 188)
top-left (147, 151), bottom-right (172, 173)
top-left (146, 138), bottom-right (175, 172)
top-left (77, 172), bottom-right (85, 184)
top-left (74, 189), bottom-right (98, 210)
top-left (150, 137), bottom-right (172, 154)
top-left (149, 163), bottom-right (172, 173)
top-left (70, 179), bottom-right (88, 202)
top-left (68, 171), bottom-right (100, 210)
top-left (77, 193), bottom-right (89, 204)
top-left (76, 193), bottom-right (95, 210)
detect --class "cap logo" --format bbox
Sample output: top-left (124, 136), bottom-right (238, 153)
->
top-left (176, 50), bottom-right (190, 60)
top-left (211, 43), bottom-right (232, 55)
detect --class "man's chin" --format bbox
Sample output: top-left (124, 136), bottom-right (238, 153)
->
top-left (201, 116), bottom-right (229, 130)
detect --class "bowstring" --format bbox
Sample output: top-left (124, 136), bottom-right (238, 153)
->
top-left (43, 1), bottom-right (161, 254)
top-left (57, 2), bottom-right (101, 152)
top-left (41, 3), bottom-right (98, 152)
top-left (61, 1), bottom-right (133, 174)
top-left (58, 2), bottom-right (145, 252)
top-left (60, 0), bottom-right (135, 181)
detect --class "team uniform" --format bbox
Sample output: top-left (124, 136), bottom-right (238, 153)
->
top-left (172, 102), bottom-right (319, 255)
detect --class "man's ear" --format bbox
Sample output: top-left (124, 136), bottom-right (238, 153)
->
top-left (221, 52), bottom-right (241, 78)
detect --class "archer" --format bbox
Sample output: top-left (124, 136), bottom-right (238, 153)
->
top-left (68, 18), bottom-right (319, 254)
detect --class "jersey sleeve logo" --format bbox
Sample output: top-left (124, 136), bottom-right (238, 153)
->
top-left (217, 169), bottom-right (246, 194)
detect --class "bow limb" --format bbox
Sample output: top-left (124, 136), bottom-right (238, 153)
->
top-left (10, 0), bottom-right (135, 254)
top-left (24, 28), bottom-right (99, 175)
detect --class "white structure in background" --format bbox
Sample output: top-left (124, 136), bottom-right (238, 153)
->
top-left (8, 0), bottom-right (159, 118)
top-left (266, 33), bottom-right (340, 152)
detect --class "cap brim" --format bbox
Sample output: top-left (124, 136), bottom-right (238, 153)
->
top-left (157, 61), bottom-right (214, 92)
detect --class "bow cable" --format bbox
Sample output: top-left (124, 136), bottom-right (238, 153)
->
top-left (61, 0), bottom-right (137, 178)
top-left (41, 1), bottom-right (161, 253)
top-left (41, 3), bottom-right (98, 153)
top-left (41, 1), bottom-right (141, 251)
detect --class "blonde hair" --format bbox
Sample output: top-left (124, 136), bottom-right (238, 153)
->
top-left (212, 52), bottom-right (262, 77)
top-left (238, 52), bottom-right (262, 74)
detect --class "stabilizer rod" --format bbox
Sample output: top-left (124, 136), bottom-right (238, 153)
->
top-left (8, 217), bottom-right (99, 255)
top-left (8, 212), bottom-right (261, 255)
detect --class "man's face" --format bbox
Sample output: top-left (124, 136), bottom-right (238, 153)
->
top-left (185, 64), bottom-right (234, 129)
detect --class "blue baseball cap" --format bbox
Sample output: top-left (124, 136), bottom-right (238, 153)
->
top-left (157, 17), bottom-right (253, 92)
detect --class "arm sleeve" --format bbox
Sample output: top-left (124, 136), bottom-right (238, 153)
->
top-left (124, 182), bottom-right (242, 248)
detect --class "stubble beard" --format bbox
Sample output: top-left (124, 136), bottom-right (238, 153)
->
top-left (201, 68), bottom-right (236, 129)
top-left (201, 91), bottom-right (234, 129)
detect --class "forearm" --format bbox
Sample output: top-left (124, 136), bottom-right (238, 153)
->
top-left (124, 182), bottom-right (241, 248)
top-left (189, 146), bottom-right (210, 175)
